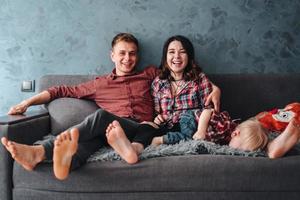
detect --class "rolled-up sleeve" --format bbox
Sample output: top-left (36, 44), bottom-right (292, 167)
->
top-left (47, 79), bottom-right (97, 101)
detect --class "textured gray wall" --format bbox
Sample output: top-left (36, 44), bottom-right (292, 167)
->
top-left (0, 0), bottom-right (299, 115)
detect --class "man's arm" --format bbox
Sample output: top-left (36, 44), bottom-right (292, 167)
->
top-left (8, 91), bottom-right (51, 115)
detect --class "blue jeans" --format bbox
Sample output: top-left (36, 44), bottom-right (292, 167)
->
top-left (163, 111), bottom-right (197, 144)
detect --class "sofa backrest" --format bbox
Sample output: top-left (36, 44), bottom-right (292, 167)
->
top-left (39, 73), bottom-right (300, 134)
top-left (209, 74), bottom-right (300, 120)
top-left (39, 75), bottom-right (99, 134)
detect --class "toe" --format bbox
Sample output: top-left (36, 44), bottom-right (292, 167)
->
top-left (112, 120), bottom-right (120, 127)
top-left (54, 139), bottom-right (61, 147)
top-left (70, 129), bottom-right (79, 142)
top-left (1, 137), bottom-right (8, 146)
top-left (57, 135), bottom-right (63, 143)
top-left (62, 132), bottom-right (68, 141)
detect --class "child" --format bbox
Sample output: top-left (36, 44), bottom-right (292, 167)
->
top-left (193, 106), bottom-right (300, 158)
top-left (193, 108), bottom-right (268, 151)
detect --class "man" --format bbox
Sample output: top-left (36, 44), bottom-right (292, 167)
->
top-left (1, 33), bottom-right (221, 180)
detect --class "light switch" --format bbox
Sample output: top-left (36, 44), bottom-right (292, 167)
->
top-left (21, 80), bottom-right (35, 92)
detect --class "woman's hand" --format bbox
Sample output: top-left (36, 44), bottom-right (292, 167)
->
top-left (8, 100), bottom-right (30, 115)
top-left (154, 114), bottom-right (165, 126)
top-left (205, 84), bottom-right (221, 112)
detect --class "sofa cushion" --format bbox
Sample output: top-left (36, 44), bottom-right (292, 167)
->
top-left (46, 98), bottom-right (99, 135)
top-left (13, 154), bottom-right (300, 194)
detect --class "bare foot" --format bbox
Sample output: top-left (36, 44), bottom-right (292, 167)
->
top-left (151, 136), bottom-right (163, 146)
top-left (53, 128), bottom-right (79, 180)
top-left (106, 120), bottom-right (138, 164)
top-left (1, 137), bottom-right (45, 171)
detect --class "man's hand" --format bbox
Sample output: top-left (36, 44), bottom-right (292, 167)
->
top-left (205, 85), bottom-right (221, 112)
top-left (8, 100), bottom-right (30, 115)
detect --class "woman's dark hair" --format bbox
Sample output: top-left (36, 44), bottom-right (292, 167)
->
top-left (159, 35), bottom-right (202, 81)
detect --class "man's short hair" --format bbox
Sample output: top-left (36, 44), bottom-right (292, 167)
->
top-left (111, 33), bottom-right (139, 51)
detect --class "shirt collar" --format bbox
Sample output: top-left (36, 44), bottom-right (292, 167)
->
top-left (107, 68), bottom-right (138, 80)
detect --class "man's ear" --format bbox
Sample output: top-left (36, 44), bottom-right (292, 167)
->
top-left (231, 129), bottom-right (240, 137)
top-left (110, 50), bottom-right (114, 62)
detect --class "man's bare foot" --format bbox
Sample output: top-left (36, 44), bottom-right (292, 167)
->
top-left (53, 128), bottom-right (79, 180)
top-left (106, 120), bottom-right (138, 164)
top-left (1, 137), bottom-right (45, 171)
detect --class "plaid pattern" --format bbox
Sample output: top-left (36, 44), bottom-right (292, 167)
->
top-left (151, 73), bottom-right (213, 128)
top-left (206, 111), bottom-right (238, 145)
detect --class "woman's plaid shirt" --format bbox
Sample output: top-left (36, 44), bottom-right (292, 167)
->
top-left (151, 73), bottom-right (213, 128)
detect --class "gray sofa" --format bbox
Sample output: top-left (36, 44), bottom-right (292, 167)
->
top-left (1, 73), bottom-right (300, 200)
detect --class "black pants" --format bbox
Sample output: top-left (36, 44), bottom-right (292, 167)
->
top-left (35, 109), bottom-right (159, 170)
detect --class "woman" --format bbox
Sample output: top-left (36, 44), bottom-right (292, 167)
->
top-left (151, 35), bottom-right (219, 145)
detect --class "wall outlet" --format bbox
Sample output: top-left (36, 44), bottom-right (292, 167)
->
top-left (21, 80), bottom-right (35, 92)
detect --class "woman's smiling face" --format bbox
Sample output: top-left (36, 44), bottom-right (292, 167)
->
top-left (166, 40), bottom-right (188, 79)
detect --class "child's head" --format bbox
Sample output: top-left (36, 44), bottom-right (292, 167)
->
top-left (229, 118), bottom-right (268, 151)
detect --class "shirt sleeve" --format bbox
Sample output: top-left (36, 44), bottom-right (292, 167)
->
top-left (47, 79), bottom-right (97, 101)
top-left (151, 77), bottom-right (161, 115)
top-left (144, 65), bottom-right (161, 79)
top-left (198, 73), bottom-right (213, 107)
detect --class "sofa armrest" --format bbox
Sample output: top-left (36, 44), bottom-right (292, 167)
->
top-left (0, 108), bottom-right (50, 200)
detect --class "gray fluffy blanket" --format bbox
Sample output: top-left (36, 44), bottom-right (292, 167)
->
top-left (87, 139), bottom-right (268, 162)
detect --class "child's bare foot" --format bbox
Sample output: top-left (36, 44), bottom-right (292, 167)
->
top-left (106, 120), bottom-right (138, 164)
top-left (151, 136), bottom-right (163, 146)
top-left (1, 137), bottom-right (45, 171)
top-left (53, 128), bottom-right (79, 180)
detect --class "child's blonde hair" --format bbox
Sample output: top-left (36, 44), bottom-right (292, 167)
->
top-left (237, 118), bottom-right (268, 151)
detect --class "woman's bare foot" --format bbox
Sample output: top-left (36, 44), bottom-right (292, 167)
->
top-left (53, 128), bottom-right (79, 180)
top-left (106, 120), bottom-right (138, 164)
top-left (1, 137), bottom-right (45, 171)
